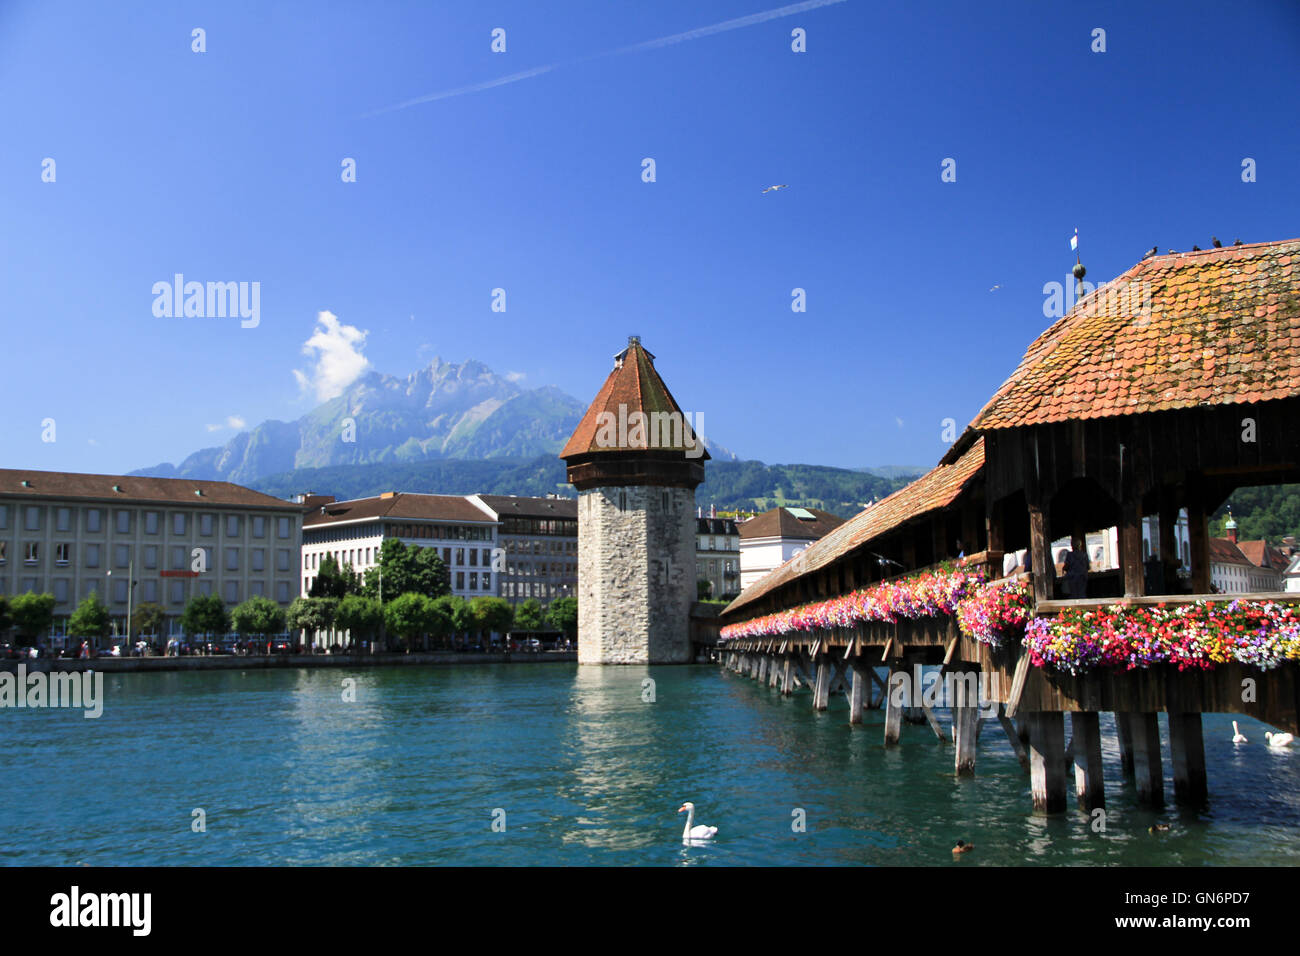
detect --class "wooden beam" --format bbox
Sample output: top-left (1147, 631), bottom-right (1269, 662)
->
top-left (1114, 711), bottom-right (1135, 778)
top-left (1029, 503), bottom-right (1052, 604)
top-left (1187, 474), bottom-right (1211, 594)
top-left (1027, 712), bottom-right (1068, 814)
top-left (953, 669), bottom-right (980, 776)
top-left (849, 663), bottom-right (865, 725)
top-left (920, 698), bottom-right (947, 742)
top-left (1004, 653), bottom-right (1032, 719)
top-left (1071, 712), bottom-right (1105, 812)
top-left (883, 663), bottom-right (905, 746)
top-left (1169, 712), bottom-right (1208, 805)
top-left (1127, 711), bottom-right (1165, 808)
top-left (998, 707), bottom-right (1031, 772)
top-left (813, 656), bottom-right (831, 711)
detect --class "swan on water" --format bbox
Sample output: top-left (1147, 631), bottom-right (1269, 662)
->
top-left (1266, 732), bottom-right (1294, 748)
top-left (678, 802), bottom-right (717, 843)
top-left (1232, 721), bottom-right (1247, 744)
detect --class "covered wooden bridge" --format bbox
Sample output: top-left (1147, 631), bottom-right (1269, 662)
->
top-left (719, 238), bottom-right (1300, 813)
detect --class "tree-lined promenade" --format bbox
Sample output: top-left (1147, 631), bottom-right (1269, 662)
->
top-left (1, 539), bottom-right (577, 659)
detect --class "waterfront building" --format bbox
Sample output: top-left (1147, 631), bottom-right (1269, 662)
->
top-left (0, 469), bottom-right (303, 645)
top-left (695, 512), bottom-right (740, 600)
top-left (301, 492), bottom-right (498, 600)
top-left (737, 506), bottom-right (844, 591)
top-left (561, 336), bottom-right (706, 664)
top-left (467, 494), bottom-right (577, 604)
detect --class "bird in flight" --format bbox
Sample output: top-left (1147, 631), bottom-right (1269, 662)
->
top-left (761, 184), bottom-right (788, 193)
top-left (988, 284), bottom-right (1001, 292)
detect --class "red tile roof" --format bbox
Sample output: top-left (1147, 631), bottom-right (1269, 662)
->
top-left (964, 239), bottom-right (1300, 433)
top-left (1238, 539), bottom-right (1290, 572)
top-left (1209, 538), bottom-right (1252, 567)
top-left (0, 468), bottom-right (296, 510)
top-left (723, 438), bottom-right (985, 616)
top-left (737, 507), bottom-right (844, 542)
top-left (560, 338), bottom-right (708, 460)
top-left (305, 493), bottom-right (495, 527)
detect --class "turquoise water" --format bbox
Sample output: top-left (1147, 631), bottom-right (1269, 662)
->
top-left (3, 663), bottom-right (1299, 866)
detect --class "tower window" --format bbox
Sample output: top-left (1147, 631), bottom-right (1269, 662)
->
top-left (618, 491), bottom-right (628, 511)
top-left (663, 490), bottom-right (670, 511)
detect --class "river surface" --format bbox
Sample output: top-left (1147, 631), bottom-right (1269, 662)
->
top-left (4, 663), bottom-right (1299, 866)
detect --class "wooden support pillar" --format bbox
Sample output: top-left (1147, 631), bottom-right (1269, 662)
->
top-left (986, 497), bottom-right (1005, 555)
top-left (759, 655), bottom-right (770, 683)
top-left (849, 661), bottom-right (865, 725)
top-left (883, 662), bottom-right (905, 746)
top-left (1187, 488), bottom-right (1211, 594)
top-left (901, 529), bottom-right (917, 570)
top-left (1114, 712), bottom-right (1135, 778)
top-left (1168, 712), bottom-right (1208, 805)
top-left (813, 655), bottom-right (831, 711)
top-left (952, 666), bottom-right (980, 776)
top-left (1126, 711), bottom-right (1164, 807)
top-left (769, 656), bottom-right (780, 688)
top-left (997, 706), bottom-right (1031, 772)
top-left (1028, 502), bottom-right (1052, 604)
top-left (1027, 712), bottom-right (1068, 814)
top-left (1071, 712), bottom-right (1105, 811)
top-left (781, 656), bottom-right (794, 696)
top-left (1158, 496), bottom-right (1179, 594)
top-left (1119, 490), bottom-right (1145, 598)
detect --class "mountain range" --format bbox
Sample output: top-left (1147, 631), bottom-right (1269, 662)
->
top-left (134, 357), bottom-right (738, 486)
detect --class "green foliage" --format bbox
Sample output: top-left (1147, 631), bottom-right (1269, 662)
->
top-left (512, 598), bottom-right (545, 631)
top-left (10, 592), bottom-right (56, 645)
top-left (251, 456), bottom-right (916, 520)
top-left (433, 594), bottom-right (471, 636)
top-left (179, 593), bottom-right (230, 638)
top-left (231, 595), bottom-right (287, 637)
top-left (0, 596), bottom-right (10, 635)
top-left (362, 539), bottom-right (450, 601)
top-left (383, 592), bottom-right (437, 648)
top-left (1212, 485), bottom-right (1300, 542)
top-left (309, 554), bottom-right (360, 599)
top-left (335, 594), bottom-right (384, 641)
top-left (133, 601), bottom-right (167, 638)
top-left (469, 596), bottom-right (514, 637)
top-left (697, 578), bottom-right (713, 600)
top-left (286, 596), bottom-right (337, 635)
top-left (545, 596), bottom-right (578, 636)
top-left (67, 591), bottom-right (111, 640)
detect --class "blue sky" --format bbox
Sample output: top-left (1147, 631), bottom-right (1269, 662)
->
top-left (3, 0), bottom-right (1298, 475)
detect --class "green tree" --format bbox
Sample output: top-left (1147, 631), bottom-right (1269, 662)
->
top-left (286, 596), bottom-right (337, 649)
top-left (545, 596), bottom-right (578, 638)
top-left (133, 601), bottom-right (167, 640)
top-left (469, 596), bottom-right (514, 644)
top-left (697, 578), bottom-right (713, 600)
top-left (433, 594), bottom-right (471, 646)
top-left (67, 591), bottom-right (111, 643)
top-left (0, 595), bottom-right (12, 637)
top-left (336, 594), bottom-right (384, 649)
top-left (10, 592), bottom-right (56, 646)
top-left (362, 539), bottom-right (450, 601)
top-left (383, 592), bottom-right (436, 651)
top-left (309, 553), bottom-right (361, 599)
top-left (179, 593), bottom-right (230, 639)
top-left (513, 598), bottom-right (545, 632)
top-left (231, 595), bottom-right (287, 641)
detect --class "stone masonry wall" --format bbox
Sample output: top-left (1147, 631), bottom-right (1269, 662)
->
top-left (577, 484), bottom-right (695, 664)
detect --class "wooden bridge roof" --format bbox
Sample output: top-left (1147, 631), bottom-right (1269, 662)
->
top-left (943, 238), bottom-right (1300, 463)
top-left (723, 438), bottom-right (984, 617)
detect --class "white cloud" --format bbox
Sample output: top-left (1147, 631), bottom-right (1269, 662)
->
top-left (895, 417), bottom-right (905, 429)
top-left (505, 371), bottom-right (527, 383)
top-left (293, 310), bottom-right (370, 403)
top-left (205, 415), bottom-right (247, 432)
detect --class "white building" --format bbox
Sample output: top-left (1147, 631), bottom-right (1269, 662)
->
top-left (738, 507), bottom-right (844, 591)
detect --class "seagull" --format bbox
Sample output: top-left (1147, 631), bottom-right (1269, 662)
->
top-left (989, 284), bottom-right (1001, 292)
top-left (1232, 721), bottom-right (1247, 744)
top-left (1212, 236), bottom-right (1222, 248)
top-left (761, 184), bottom-right (788, 193)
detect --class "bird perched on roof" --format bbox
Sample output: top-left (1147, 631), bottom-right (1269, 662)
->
top-left (761, 184), bottom-right (788, 193)
top-left (1192, 245), bottom-right (1201, 251)
top-left (1233, 238), bottom-right (1243, 246)
top-left (1143, 246), bottom-right (1157, 259)
top-left (1212, 237), bottom-right (1222, 248)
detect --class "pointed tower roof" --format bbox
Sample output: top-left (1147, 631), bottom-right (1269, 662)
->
top-left (561, 336), bottom-right (708, 489)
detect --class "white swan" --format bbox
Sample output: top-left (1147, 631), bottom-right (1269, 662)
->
top-left (678, 802), bottom-right (717, 843)
top-left (1232, 721), bottom-right (1248, 744)
top-left (1266, 732), bottom-right (1294, 748)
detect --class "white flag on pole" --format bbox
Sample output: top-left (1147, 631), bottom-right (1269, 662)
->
top-left (1070, 229), bottom-right (1078, 252)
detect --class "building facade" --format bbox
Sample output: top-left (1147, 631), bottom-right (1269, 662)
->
top-left (468, 495), bottom-right (577, 604)
top-left (696, 515), bottom-right (740, 600)
top-left (0, 469), bottom-right (303, 644)
top-left (737, 507), bottom-right (845, 591)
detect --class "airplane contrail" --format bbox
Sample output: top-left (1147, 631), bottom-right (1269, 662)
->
top-left (368, 0), bottom-right (848, 116)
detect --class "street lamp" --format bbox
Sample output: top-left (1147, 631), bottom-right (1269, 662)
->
top-left (105, 560), bottom-right (136, 656)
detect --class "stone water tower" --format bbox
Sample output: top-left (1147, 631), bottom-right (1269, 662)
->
top-left (560, 337), bottom-right (708, 664)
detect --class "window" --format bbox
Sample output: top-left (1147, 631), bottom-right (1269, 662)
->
top-left (249, 580), bottom-right (265, 597)
top-left (470, 549), bottom-right (478, 567)
top-left (85, 543), bottom-right (100, 568)
top-left (170, 546), bottom-right (187, 571)
top-left (456, 572), bottom-right (465, 590)
top-left (225, 548), bottom-right (239, 572)
top-left (115, 510), bottom-right (131, 534)
top-left (483, 549), bottom-right (492, 567)
top-left (252, 549), bottom-right (265, 572)
top-left (56, 507), bottom-right (71, 532)
top-left (115, 544), bottom-right (130, 568)
top-left (173, 512), bottom-right (187, 535)
top-left (144, 511), bottom-right (159, 534)
top-left (24, 542), bottom-right (39, 564)
top-left (55, 542), bottom-right (70, 565)
top-left (277, 549), bottom-right (290, 572)
top-left (170, 580), bottom-right (185, 605)
top-left (304, 553), bottom-right (310, 570)
top-left (619, 491), bottom-right (628, 511)
top-left (456, 548), bottom-right (465, 565)
top-left (224, 581), bottom-right (239, 604)
top-left (144, 545), bottom-right (158, 569)
top-left (0, 541), bottom-right (5, 563)
top-left (226, 515), bottom-right (241, 537)
top-left (197, 579), bottom-right (213, 597)
top-left (277, 517), bottom-right (291, 539)
top-left (54, 579), bottom-right (69, 603)
top-left (277, 581), bottom-right (291, 603)
top-left (252, 516), bottom-right (265, 538)
top-left (200, 514), bottom-right (213, 536)
top-left (25, 506), bottom-right (41, 531)
top-left (86, 509), bottom-right (102, 532)
top-left (469, 572), bottom-right (478, 590)
top-left (142, 580), bottom-right (158, 603)
top-left (0, 505), bottom-right (7, 528)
